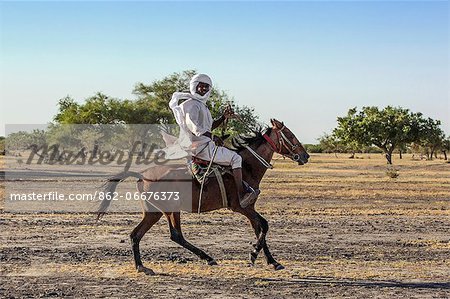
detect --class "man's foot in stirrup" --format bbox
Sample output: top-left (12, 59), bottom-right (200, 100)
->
top-left (239, 188), bottom-right (261, 208)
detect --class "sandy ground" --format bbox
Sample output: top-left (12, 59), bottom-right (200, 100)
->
top-left (1, 154), bottom-right (449, 298)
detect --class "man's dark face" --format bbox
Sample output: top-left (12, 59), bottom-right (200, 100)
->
top-left (196, 82), bottom-right (210, 96)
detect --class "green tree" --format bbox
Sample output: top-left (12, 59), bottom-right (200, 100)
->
top-left (396, 142), bottom-right (408, 159)
top-left (304, 144), bottom-right (323, 153)
top-left (133, 70), bottom-right (259, 137)
top-left (0, 136), bottom-right (5, 154)
top-left (54, 70), bottom-right (259, 139)
top-left (441, 135), bottom-right (449, 160)
top-left (318, 133), bottom-right (346, 157)
top-left (6, 130), bottom-right (47, 151)
top-left (54, 93), bottom-right (129, 124)
top-left (418, 117), bottom-right (444, 160)
top-left (333, 106), bottom-right (422, 164)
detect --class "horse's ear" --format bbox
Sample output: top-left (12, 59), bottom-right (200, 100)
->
top-left (271, 118), bottom-right (282, 129)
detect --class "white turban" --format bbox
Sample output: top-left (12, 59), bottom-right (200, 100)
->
top-left (168, 73), bottom-right (213, 151)
top-left (189, 73), bottom-right (212, 103)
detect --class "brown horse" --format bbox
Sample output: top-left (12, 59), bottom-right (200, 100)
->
top-left (97, 119), bottom-right (309, 275)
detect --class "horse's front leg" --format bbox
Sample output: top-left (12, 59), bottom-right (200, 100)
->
top-left (240, 208), bottom-right (284, 270)
top-left (257, 214), bottom-right (284, 270)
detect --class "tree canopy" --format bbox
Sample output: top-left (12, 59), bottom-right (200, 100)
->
top-left (5, 71), bottom-right (260, 154)
top-left (54, 70), bottom-right (259, 138)
top-left (331, 106), bottom-right (445, 164)
top-left (417, 117), bottom-right (445, 160)
top-left (0, 136), bottom-right (5, 153)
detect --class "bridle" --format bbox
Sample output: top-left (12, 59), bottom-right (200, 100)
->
top-left (262, 125), bottom-right (303, 163)
top-left (233, 113), bottom-right (304, 168)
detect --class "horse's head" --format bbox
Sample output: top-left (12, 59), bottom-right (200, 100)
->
top-left (263, 119), bottom-right (309, 165)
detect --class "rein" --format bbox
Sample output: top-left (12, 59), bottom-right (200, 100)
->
top-left (244, 145), bottom-right (273, 169)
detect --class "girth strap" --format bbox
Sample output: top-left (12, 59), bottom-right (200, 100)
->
top-left (212, 168), bottom-right (228, 208)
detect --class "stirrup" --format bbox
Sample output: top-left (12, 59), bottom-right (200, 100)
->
top-left (239, 189), bottom-right (261, 208)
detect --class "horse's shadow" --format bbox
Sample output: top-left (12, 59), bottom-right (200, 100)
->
top-left (260, 277), bottom-right (450, 289)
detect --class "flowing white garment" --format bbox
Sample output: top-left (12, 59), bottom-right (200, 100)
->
top-left (159, 92), bottom-right (190, 159)
top-left (164, 92), bottom-right (212, 159)
top-left (170, 93), bottom-right (212, 149)
top-left (166, 91), bottom-right (242, 169)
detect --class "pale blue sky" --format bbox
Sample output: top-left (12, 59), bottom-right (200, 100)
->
top-left (1, 1), bottom-right (448, 143)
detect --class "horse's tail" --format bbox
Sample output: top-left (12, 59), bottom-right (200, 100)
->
top-left (96, 171), bottom-right (144, 220)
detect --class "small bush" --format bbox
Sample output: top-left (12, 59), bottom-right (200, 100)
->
top-left (386, 167), bottom-right (399, 179)
top-left (304, 144), bottom-right (323, 153)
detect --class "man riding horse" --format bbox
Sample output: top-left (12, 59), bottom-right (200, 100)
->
top-left (169, 73), bottom-right (259, 208)
top-left (97, 74), bottom-right (310, 274)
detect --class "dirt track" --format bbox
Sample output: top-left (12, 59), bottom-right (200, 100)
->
top-left (1, 154), bottom-right (449, 298)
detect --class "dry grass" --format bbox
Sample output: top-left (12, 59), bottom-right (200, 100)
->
top-left (263, 153), bottom-right (449, 202)
top-left (0, 156), bottom-right (4, 210)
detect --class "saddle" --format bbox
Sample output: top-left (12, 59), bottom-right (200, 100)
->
top-left (187, 156), bottom-right (230, 184)
top-left (187, 156), bottom-right (256, 211)
top-left (187, 156), bottom-right (231, 209)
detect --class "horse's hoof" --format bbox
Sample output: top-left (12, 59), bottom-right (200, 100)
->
top-left (208, 259), bottom-right (218, 266)
top-left (249, 253), bottom-right (257, 265)
top-left (272, 263), bottom-right (285, 271)
top-left (137, 265), bottom-right (155, 275)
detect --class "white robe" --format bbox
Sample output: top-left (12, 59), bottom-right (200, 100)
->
top-left (168, 92), bottom-right (242, 169)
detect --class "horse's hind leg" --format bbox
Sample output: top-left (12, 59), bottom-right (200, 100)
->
top-left (130, 211), bottom-right (163, 275)
top-left (167, 212), bottom-right (217, 266)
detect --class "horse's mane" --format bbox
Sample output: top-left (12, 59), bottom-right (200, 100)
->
top-left (230, 126), bottom-right (272, 152)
